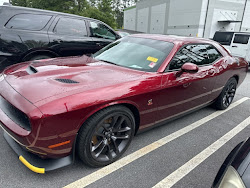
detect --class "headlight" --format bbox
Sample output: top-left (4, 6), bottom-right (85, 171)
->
top-left (219, 166), bottom-right (246, 188)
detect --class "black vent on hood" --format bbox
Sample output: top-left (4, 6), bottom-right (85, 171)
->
top-left (55, 78), bottom-right (79, 84)
top-left (26, 65), bottom-right (38, 75)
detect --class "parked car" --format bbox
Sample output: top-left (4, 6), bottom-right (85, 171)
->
top-left (0, 34), bottom-right (248, 173)
top-left (212, 138), bottom-right (250, 188)
top-left (0, 5), bottom-right (120, 71)
top-left (213, 31), bottom-right (250, 65)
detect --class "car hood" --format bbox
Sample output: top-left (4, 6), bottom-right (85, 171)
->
top-left (3, 56), bottom-right (145, 104)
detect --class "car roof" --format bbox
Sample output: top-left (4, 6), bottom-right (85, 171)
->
top-left (0, 5), bottom-right (100, 22)
top-left (130, 34), bottom-right (215, 45)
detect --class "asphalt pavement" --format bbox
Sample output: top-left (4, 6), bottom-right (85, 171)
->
top-left (0, 70), bottom-right (249, 188)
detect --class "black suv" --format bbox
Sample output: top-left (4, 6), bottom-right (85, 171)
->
top-left (0, 5), bottom-right (121, 71)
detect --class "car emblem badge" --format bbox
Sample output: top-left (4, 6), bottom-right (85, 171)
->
top-left (148, 99), bottom-right (153, 106)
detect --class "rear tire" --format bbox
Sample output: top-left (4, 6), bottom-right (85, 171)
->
top-left (76, 105), bottom-right (135, 167)
top-left (214, 77), bottom-right (237, 110)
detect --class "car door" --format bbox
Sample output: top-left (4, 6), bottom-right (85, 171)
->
top-left (87, 21), bottom-right (118, 52)
top-left (205, 44), bottom-right (231, 100)
top-left (48, 16), bottom-right (95, 57)
top-left (156, 44), bottom-right (216, 122)
top-left (230, 34), bottom-right (250, 58)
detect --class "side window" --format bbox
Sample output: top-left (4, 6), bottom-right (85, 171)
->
top-left (89, 21), bottom-right (116, 40)
top-left (54, 17), bottom-right (87, 36)
top-left (205, 45), bottom-right (222, 63)
top-left (168, 44), bottom-right (209, 71)
top-left (5, 14), bottom-right (52, 31)
top-left (233, 34), bottom-right (250, 44)
top-left (213, 32), bottom-right (233, 46)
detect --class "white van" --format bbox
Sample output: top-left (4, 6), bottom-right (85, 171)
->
top-left (213, 31), bottom-right (250, 63)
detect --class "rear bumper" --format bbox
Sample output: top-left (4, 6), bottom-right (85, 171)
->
top-left (4, 131), bottom-right (74, 173)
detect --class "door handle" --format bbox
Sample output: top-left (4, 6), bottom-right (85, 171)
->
top-left (53, 39), bottom-right (63, 43)
top-left (232, 46), bottom-right (238, 48)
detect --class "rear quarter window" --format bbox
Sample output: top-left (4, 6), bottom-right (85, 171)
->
top-left (5, 13), bottom-right (52, 31)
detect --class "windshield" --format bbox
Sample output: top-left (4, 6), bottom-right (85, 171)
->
top-left (93, 37), bottom-right (174, 72)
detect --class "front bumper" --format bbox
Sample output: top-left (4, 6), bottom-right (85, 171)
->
top-left (3, 131), bottom-right (74, 174)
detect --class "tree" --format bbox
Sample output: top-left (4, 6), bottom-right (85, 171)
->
top-left (10, 0), bottom-right (138, 29)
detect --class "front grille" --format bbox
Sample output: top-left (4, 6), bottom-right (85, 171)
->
top-left (0, 95), bottom-right (31, 131)
top-left (55, 78), bottom-right (79, 84)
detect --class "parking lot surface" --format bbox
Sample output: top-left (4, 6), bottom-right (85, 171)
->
top-left (0, 70), bottom-right (249, 188)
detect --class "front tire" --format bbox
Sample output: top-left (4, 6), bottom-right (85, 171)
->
top-left (77, 106), bottom-right (135, 167)
top-left (214, 77), bottom-right (237, 110)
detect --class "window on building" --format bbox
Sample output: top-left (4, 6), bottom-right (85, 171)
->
top-left (5, 14), bottom-right (52, 31)
top-left (54, 17), bottom-right (87, 36)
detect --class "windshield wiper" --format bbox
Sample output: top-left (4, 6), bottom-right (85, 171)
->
top-left (99, 59), bottom-right (119, 66)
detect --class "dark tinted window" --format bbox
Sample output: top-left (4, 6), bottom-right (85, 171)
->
top-left (233, 34), bottom-right (250, 44)
top-left (205, 45), bottom-right (222, 63)
top-left (54, 17), bottom-right (87, 36)
top-left (90, 21), bottom-right (116, 40)
top-left (168, 44), bottom-right (209, 70)
top-left (6, 14), bottom-right (52, 31)
top-left (213, 32), bottom-right (234, 46)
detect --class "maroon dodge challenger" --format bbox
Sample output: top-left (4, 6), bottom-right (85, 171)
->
top-left (0, 34), bottom-right (248, 173)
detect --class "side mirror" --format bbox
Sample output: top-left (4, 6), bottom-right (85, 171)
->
top-left (176, 63), bottom-right (198, 77)
top-left (181, 62), bottom-right (199, 73)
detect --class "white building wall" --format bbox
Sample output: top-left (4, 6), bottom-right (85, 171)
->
top-left (137, 8), bottom-right (149, 33)
top-left (167, 0), bottom-right (203, 36)
top-left (241, 0), bottom-right (250, 32)
top-left (123, 0), bottom-right (249, 38)
top-left (150, 3), bottom-right (166, 34)
top-left (124, 8), bottom-right (136, 30)
top-left (198, 0), bottom-right (209, 37)
top-left (209, 9), bottom-right (238, 38)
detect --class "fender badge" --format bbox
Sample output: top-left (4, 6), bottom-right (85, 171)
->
top-left (148, 99), bottom-right (153, 106)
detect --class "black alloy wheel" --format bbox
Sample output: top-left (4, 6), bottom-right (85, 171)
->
top-left (214, 77), bottom-right (237, 110)
top-left (90, 114), bottom-right (132, 163)
top-left (77, 106), bottom-right (135, 167)
top-left (222, 82), bottom-right (236, 108)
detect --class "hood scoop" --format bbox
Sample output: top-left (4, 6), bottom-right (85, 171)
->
top-left (26, 65), bottom-right (38, 75)
top-left (55, 78), bottom-right (79, 84)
